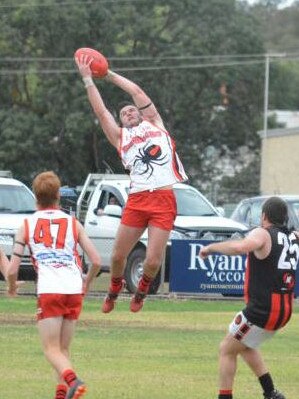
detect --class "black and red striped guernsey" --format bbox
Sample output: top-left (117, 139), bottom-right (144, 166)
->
top-left (243, 226), bottom-right (299, 330)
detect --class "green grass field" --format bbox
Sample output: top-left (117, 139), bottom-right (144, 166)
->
top-left (0, 295), bottom-right (298, 399)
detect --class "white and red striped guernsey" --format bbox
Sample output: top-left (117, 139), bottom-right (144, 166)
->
top-left (119, 120), bottom-right (187, 193)
top-left (24, 208), bottom-right (83, 295)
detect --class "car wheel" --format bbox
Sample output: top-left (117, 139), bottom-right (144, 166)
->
top-left (124, 247), bottom-right (160, 294)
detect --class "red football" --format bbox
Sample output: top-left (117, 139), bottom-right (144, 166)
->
top-left (74, 47), bottom-right (109, 78)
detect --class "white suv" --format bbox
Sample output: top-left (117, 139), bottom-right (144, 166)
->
top-left (0, 175), bottom-right (36, 280)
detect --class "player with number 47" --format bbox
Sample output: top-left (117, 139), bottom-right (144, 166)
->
top-left (199, 196), bottom-right (299, 399)
top-left (6, 171), bottom-right (101, 399)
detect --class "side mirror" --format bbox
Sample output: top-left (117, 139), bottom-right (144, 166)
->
top-left (103, 204), bottom-right (122, 218)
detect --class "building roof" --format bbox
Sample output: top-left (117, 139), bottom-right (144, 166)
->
top-left (258, 126), bottom-right (299, 139)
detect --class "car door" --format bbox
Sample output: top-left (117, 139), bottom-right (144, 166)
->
top-left (84, 185), bottom-right (124, 269)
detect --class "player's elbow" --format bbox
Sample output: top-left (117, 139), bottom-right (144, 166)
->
top-left (92, 255), bottom-right (101, 271)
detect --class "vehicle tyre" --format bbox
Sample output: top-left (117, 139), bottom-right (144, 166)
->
top-left (124, 247), bottom-right (161, 295)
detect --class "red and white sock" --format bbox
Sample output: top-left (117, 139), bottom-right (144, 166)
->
top-left (55, 383), bottom-right (68, 399)
top-left (109, 276), bottom-right (124, 294)
top-left (61, 369), bottom-right (77, 387)
top-left (137, 274), bottom-right (153, 293)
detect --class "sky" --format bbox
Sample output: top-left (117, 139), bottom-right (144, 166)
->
top-left (243, 0), bottom-right (296, 8)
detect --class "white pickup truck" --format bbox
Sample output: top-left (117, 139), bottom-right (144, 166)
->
top-left (77, 174), bottom-right (248, 294)
top-left (0, 172), bottom-right (36, 280)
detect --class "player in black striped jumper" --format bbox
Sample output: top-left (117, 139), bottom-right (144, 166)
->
top-left (200, 197), bottom-right (299, 399)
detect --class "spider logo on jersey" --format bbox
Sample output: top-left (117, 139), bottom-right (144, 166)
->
top-left (133, 143), bottom-right (168, 177)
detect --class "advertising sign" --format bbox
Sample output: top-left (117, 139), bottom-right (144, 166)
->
top-left (169, 239), bottom-right (246, 295)
top-left (169, 239), bottom-right (299, 296)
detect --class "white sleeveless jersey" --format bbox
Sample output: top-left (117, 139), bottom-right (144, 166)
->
top-left (24, 209), bottom-right (83, 295)
top-left (119, 120), bottom-right (187, 193)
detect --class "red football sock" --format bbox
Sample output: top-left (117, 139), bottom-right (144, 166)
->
top-left (55, 384), bottom-right (68, 399)
top-left (109, 276), bottom-right (124, 293)
top-left (218, 389), bottom-right (233, 399)
top-left (61, 369), bottom-right (77, 387)
top-left (138, 274), bottom-right (153, 293)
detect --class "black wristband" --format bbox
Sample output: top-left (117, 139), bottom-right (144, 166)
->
top-left (138, 102), bottom-right (152, 111)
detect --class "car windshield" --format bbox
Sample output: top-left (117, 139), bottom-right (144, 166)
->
top-left (231, 199), bottom-right (263, 227)
top-left (288, 199), bottom-right (299, 228)
top-left (0, 185), bottom-right (36, 213)
top-left (232, 197), bottom-right (299, 230)
top-left (59, 188), bottom-right (78, 214)
top-left (249, 200), bottom-right (263, 226)
top-left (174, 187), bottom-right (217, 217)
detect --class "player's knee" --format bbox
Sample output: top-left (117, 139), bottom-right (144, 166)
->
top-left (111, 250), bottom-right (126, 266)
top-left (219, 339), bottom-right (230, 357)
top-left (61, 347), bottom-right (69, 358)
top-left (43, 345), bottom-right (60, 359)
top-left (144, 255), bottom-right (161, 272)
top-left (219, 335), bottom-right (239, 358)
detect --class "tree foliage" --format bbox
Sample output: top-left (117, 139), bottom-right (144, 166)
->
top-left (249, 1), bottom-right (299, 114)
top-left (0, 0), bottom-right (265, 188)
top-left (251, 0), bottom-right (299, 52)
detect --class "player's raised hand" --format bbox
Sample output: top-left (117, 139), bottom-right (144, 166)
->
top-left (75, 54), bottom-right (93, 78)
top-left (74, 48), bottom-right (109, 78)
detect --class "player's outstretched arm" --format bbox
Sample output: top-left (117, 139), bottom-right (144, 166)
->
top-left (199, 228), bottom-right (268, 258)
top-left (75, 55), bottom-right (121, 149)
top-left (0, 247), bottom-right (10, 278)
top-left (6, 226), bottom-right (25, 296)
top-left (105, 70), bottom-right (164, 126)
top-left (77, 221), bottom-right (101, 294)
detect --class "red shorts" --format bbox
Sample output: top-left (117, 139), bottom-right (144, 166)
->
top-left (121, 189), bottom-right (177, 231)
top-left (37, 293), bottom-right (83, 321)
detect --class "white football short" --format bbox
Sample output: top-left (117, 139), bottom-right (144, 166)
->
top-left (229, 311), bottom-right (276, 349)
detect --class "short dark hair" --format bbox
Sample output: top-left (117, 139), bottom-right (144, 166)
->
top-left (262, 196), bottom-right (288, 226)
top-left (117, 101), bottom-right (135, 115)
